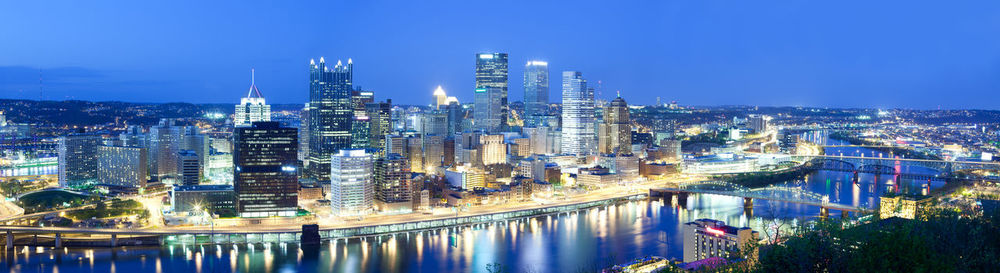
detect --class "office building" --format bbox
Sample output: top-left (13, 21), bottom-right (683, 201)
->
top-left (407, 136), bottom-right (424, 172)
top-left (366, 100), bottom-right (393, 156)
top-left (683, 219), bottom-right (758, 263)
top-left (523, 60), bottom-right (549, 127)
top-left (599, 96), bottom-right (632, 154)
top-left (480, 134), bottom-right (507, 165)
top-left (432, 85), bottom-right (448, 110)
top-left (561, 71), bottom-right (595, 155)
top-left (299, 104), bottom-right (310, 165)
top-left (58, 133), bottom-right (102, 188)
top-left (474, 87), bottom-right (504, 133)
top-left (375, 153), bottom-right (412, 213)
top-left (330, 149), bottom-right (374, 217)
top-left (748, 114), bottom-right (772, 134)
top-left (97, 144), bottom-right (148, 189)
top-left (234, 122), bottom-right (299, 218)
top-left (422, 134), bottom-right (445, 172)
top-left (234, 69), bottom-right (272, 127)
top-left (307, 57), bottom-right (354, 182)
top-left (149, 119), bottom-right (182, 179)
top-left (475, 52), bottom-right (509, 131)
top-left (177, 150), bottom-right (201, 185)
top-left (171, 184), bottom-right (236, 215)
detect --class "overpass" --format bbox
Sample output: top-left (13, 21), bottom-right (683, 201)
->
top-left (651, 181), bottom-right (865, 218)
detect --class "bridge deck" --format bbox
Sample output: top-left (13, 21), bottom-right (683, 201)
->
top-left (662, 188), bottom-right (863, 212)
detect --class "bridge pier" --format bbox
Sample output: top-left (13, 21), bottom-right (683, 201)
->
top-left (5, 231), bottom-right (11, 250)
top-left (677, 193), bottom-right (689, 207)
top-left (841, 211), bottom-right (849, 220)
top-left (820, 207), bottom-right (830, 218)
top-left (110, 234), bottom-right (117, 247)
top-left (743, 197), bottom-right (753, 209)
top-left (852, 172), bottom-right (859, 184)
top-left (54, 233), bottom-right (61, 248)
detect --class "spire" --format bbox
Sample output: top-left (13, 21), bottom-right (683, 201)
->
top-left (246, 68), bottom-right (263, 98)
top-left (337, 60), bottom-right (343, 67)
top-left (348, 58), bottom-right (353, 64)
top-left (310, 58), bottom-right (315, 65)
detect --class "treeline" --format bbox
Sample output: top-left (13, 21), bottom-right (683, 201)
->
top-left (716, 166), bottom-right (815, 188)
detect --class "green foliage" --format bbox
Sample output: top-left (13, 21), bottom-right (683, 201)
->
top-left (65, 199), bottom-right (146, 220)
top-left (18, 190), bottom-right (88, 212)
top-left (718, 167), bottom-right (815, 188)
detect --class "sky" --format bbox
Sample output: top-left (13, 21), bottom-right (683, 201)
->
top-left (2, 0), bottom-right (1000, 109)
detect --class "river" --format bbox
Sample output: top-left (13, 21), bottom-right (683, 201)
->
top-left (1, 134), bottom-right (943, 273)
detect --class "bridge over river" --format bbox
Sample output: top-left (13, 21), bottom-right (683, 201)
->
top-left (651, 181), bottom-right (865, 218)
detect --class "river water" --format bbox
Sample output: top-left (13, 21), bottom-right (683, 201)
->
top-left (1, 136), bottom-right (942, 273)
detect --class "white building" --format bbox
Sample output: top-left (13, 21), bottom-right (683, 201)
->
top-left (560, 71), bottom-right (595, 156)
top-left (683, 219), bottom-right (758, 263)
top-left (234, 69), bottom-right (271, 127)
top-left (330, 149), bottom-right (374, 217)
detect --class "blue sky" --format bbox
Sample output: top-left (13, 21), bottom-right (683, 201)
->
top-left (2, 0), bottom-right (1000, 109)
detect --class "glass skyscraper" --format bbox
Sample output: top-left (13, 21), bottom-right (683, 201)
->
top-left (234, 122), bottom-right (299, 218)
top-left (307, 57), bottom-right (354, 182)
top-left (523, 61), bottom-right (549, 127)
top-left (474, 53), bottom-right (508, 132)
top-left (561, 71), bottom-right (596, 155)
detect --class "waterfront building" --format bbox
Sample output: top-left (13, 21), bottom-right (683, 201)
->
top-left (480, 134), bottom-right (507, 165)
top-left (176, 150), bottom-right (200, 185)
top-left (171, 184), bottom-right (235, 216)
top-left (475, 52), bottom-right (509, 131)
top-left (598, 153), bottom-right (640, 181)
top-left (233, 122), bottom-right (298, 218)
top-left (683, 219), bottom-right (759, 263)
top-left (561, 71), bottom-right (595, 156)
top-left (57, 133), bottom-right (102, 188)
top-left (523, 60), bottom-right (549, 127)
top-left (307, 57), bottom-right (354, 182)
top-left (375, 153), bottom-right (412, 213)
top-left (330, 149), bottom-right (374, 217)
top-left (97, 144), bottom-right (148, 189)
top-left (234, 69), bottom-right (271, 127)
top-left (598, 97), bottom-right (632, 155)
top-left (879, 194), bottom-right (932, 219)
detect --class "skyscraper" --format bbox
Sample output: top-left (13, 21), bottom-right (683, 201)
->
top-left (561, 71), bottom-right (596, 156)
top-left (523, 61), bottom-right (549, 127)
top-left (233, 122), bottom-right (298, 218)
top-left (375, 153), bottom-right (412, 213)
top-left (97, 144), bottom-right (148, 189)
top-left (307, 57), bottom-right (355, 182)
top-left (58, 133), bottom-right (102, 188)
top-left (366, 100), bottom-right (393, 156)
top-left (599, 96), bottom-right (632, 154)
top-left (432, 86), bottom-right (447, 110)
top-left (149, 119), bottom-right (182, 180)
top-left (177, 150), bottom-right (201, 185)
top-left (234, 69), bottom-right (271, 127)
top-left (475, 53), bottom-right (508, 131)
top-left (473, 87), bottom-right (503, 132)
top-left (330, 149), bottom-right (374, 217)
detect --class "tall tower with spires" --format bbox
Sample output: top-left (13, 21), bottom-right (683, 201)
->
top-left (307, 57), bottom-right (355, 182)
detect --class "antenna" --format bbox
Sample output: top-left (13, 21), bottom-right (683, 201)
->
top-left (246, 68), bottom-right (263, 98)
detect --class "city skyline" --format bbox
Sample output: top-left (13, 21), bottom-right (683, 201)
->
top-left (4, 1), bottom-right (1000, 109)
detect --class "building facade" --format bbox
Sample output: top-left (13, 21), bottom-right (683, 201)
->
top-left (307, 57), bottom-right (355, 182)
top-left (683, 219), bottom-right (759, 263)
top-left (57, 133), bottom-right (102, 188)
top-left (375, 153), bottom-right (412, 213)
top-left (234, 69), bottom-right (271, 127)
top-left (475, 53), bottom-right (508, 132)
top-left (599, 97), bottom-right (632, 155)
top-left (233, 122), bottom-right (299, 218)
top-left (330, 149), bottom-right (374, 217)
top-left (560, 71), bottom-right (595, 156)
top-left (523, 60), bottom-right (549, 127)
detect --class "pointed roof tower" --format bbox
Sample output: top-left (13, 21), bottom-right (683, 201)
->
top-left (246, 68), bottom-right (264, 98)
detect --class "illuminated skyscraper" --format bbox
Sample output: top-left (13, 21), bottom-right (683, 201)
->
top-left (561, 71), bottom-right (595, 155)
top-left (234, 122), bottom-right (298, 218)
top-left (523, 61), bottom-right (549, 127)
top-left (234, 69), bottom-right (271, 127)
top-left (375, 153), bottom-right (412, 213)
top-left (57, 133), bottom-right (102, 187)
top-left (330, 149), bottom-right (374, 217)
top-left (307, 57), bottom-right (355, 182)
top-left (475, 53), bottom-right (508, 131)
top-left (598, 96), bottom-right (632, 154)
top-left (474, 87), bottom-right (503, 132)
top-left (432, 86), bottom-right (447, 110)
top-left (366, 100), bottom-right (393, 156)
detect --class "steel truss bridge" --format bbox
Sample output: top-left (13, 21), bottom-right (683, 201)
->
top-left (783, 155), bottom-right (1000, 181)
top-left (652, 181), bottom-right (864, 217)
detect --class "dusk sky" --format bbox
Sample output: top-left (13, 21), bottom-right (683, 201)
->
top-left (3, 0), bottom-right (1000, 109)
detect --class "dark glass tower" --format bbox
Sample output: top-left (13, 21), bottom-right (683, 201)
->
top-left (523, 61), bottom-right (549, 127)
top-left (475, 53), bottom-right (508, 132)
top-left (307, 57), bottom-right (354, 182)
top-left (234, 122), bottom-right (299, 218)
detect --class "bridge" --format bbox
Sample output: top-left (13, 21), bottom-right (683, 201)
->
top-left (651, 181), bottom-right (865, 218)
top-left (778, 154), bottom-right (1000, 182)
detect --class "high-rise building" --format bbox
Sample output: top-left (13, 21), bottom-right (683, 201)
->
top-left (407, 136), bottom-right (424, 172)
top-left (599, 96), bottom-right (632, 155)
top-left (177, 150), bottom-right (201, 186)
top-left (432, 86), bottom-right (448, 110)
top-left (375, 153), bottom-right (412, 213)
top-left (748, 114), bottom-right (772, 134)
top-left (443, 99), bottom-right (463, 135)
top-left (480, 134), bottom-right (507, 165)
top-left (330, 149), bottom-right (374, 217)
top-left (179, 126), bottom-right (209, 182)
top-left (561, 71), bottom-right (595, 156)
top-left (233, 122), bottom-right (298, 218)
top-left (422, 134), bottom-right (445, 172)
top-left (475, 53), bottom-right (508, 131)
top-left (149, 119), bottom-right (182, 180)
top-left (366, 100), bottom-right (393, 156)
top-left (97, 145), bottom-right (148, 189)
top-left (307, 57), bottom-right (354, 182)
top-left (299, 103), bottom-right (310, 165)
top-left (234, 69), bottom-right (271, 127)
top-left (474, 87), bottom-right (503, 133)
top-left (58, 133), bottom-right (102, 188)
top-left (683, 219), bottom-right (759, 263)
top-left (523, 61), bottom-right (549, 127)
